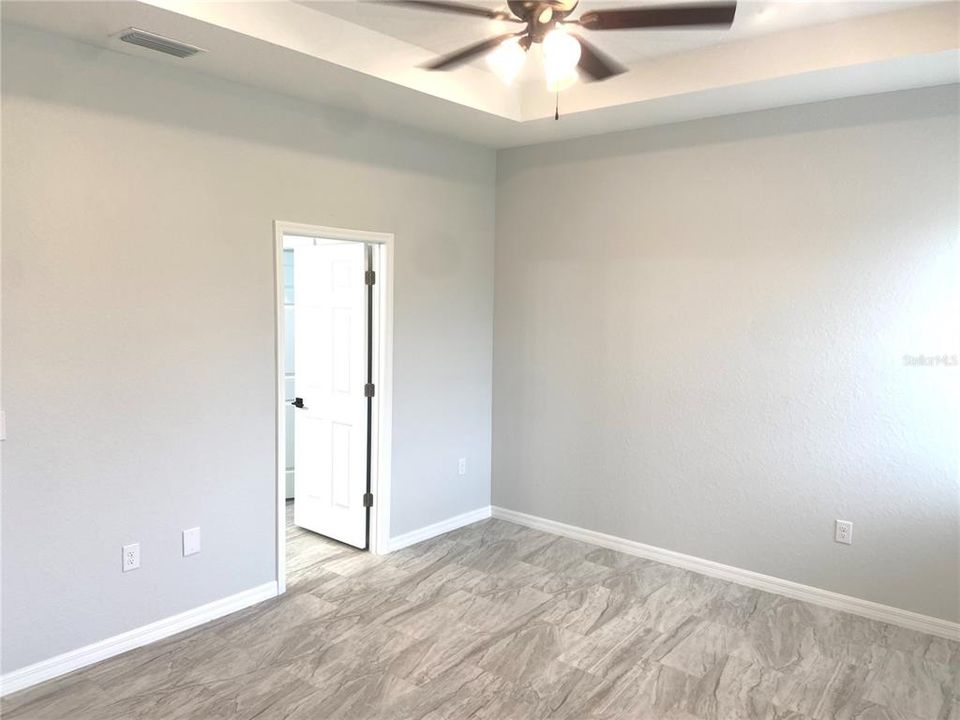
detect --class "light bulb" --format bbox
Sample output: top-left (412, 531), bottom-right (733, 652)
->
top-left (486, 37), bottom-right (526, 85)
top-left (543, 28), bottom-right (581, 92)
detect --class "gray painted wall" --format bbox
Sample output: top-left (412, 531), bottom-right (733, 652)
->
top-left (494, 86), bottom-right (959, 622)
top-left (3, 18), bottom-right (957, 678)
top-left (1, 25), bottom-right (494, 672)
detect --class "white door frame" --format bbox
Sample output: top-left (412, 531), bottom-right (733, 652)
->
top-left (274, 220), bottom-right (394, 593)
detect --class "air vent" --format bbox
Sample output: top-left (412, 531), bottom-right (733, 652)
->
top-left (116, 28), bottom-right (204, 59)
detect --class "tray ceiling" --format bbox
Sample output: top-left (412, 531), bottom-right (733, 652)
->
top-left (2, 0), bottom-right (956, 147)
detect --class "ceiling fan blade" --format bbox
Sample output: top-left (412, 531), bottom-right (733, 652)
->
top-left (422, 32), bottom-right (520, 70)
top-left (390, 1), bottom-right (516, 20)
top-left (572, 34), bottom-right (627, 81)
top-left (577, 3), bottom-right (736, 30)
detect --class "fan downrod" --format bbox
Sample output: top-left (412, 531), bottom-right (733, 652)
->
top-left (507, 1), bottom-right (579, 42)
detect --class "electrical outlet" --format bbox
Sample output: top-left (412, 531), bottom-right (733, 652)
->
top-left (458, 458), bottom-right (467, 476)
top-left (122, 543), bottom-right (140, 572)
top-left (182, 527), bottom-right (201, 557)
top-left (835, 520), bottom-right (853, 545)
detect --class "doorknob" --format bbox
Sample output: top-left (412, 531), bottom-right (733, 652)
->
top-left (290, 397), bottom-right (305, 409)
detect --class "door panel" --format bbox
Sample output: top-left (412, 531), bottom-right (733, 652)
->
top-left (292, 240), bottom-right (368, 549)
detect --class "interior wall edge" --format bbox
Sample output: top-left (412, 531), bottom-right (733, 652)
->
top-left (0, 582), bottom-right (279, 697)
top-left (386, 505), bottom-right (492, 553)
top-left (491, 506), bottom-right (960, 640)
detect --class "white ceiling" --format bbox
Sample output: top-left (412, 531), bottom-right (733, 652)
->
top-left (2, 0), bottom-right (957, 147)
top-left (310, 1), bottom-right (924, 69)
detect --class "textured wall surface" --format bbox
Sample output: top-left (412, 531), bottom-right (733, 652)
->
top-left (3, 18), bottom-right (957, 681)
top-left (1, 25), bottom-right (495, 672)
top-left (494, 86), bottom-right (959, 622)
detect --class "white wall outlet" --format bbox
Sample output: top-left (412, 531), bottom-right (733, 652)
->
top-left (835, 520), bottom-right (853, 545)
top-left (458, 458), bottom-right (467, 476)
top-left (122, 543), bottom-right (140, 572)
top-left (182, 527), bottom-right (201, 557)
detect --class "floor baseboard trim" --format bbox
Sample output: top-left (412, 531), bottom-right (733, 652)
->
top-left (388, 506), bottom-right (492, 552)
top-left (0, 581), bottom-right (279, 697)
top-left (491, 506), bottom-right (959, 641)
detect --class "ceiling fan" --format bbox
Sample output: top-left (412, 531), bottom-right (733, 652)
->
top-left (388, 0), bottom-right (738, 90)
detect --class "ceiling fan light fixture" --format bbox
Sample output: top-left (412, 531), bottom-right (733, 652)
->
top-left (399, 1), bottom-right (736, 88)
top-left (543, 28), bottom-right (581, 91)
top-left (486, 36), bottom-right (526, 85)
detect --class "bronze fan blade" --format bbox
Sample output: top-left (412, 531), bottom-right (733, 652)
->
top-left (423, 32), bottom-right (520, 70)
top-left (577, 2), bottom-right (736, 30)
top-left (572, 34), bottom-right (627, 81)
top-left (390, 1), bottom-right (516, 20)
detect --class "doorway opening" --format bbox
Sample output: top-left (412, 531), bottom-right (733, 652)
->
top-left (275, 222), bottom-right (393, 594)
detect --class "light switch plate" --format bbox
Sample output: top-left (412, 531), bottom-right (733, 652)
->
top-left (183, 527), bottom-right (201, 557)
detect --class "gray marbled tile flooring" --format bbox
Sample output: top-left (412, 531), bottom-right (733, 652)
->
top-left (4, 504), bottom-right (957, 719)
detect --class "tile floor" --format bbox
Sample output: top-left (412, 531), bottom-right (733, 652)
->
top-left (3, 504), bottom-right (957, 719)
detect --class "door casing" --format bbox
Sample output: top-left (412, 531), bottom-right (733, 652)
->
top-left (274, 221), bottom-right (394, 593)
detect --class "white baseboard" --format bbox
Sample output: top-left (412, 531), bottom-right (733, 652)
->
top-left (8, 510), bottom-right (952, 698)
top-left (387, 505), bottom-right (492, 552)
top-left (491, 506), bottom-right (959, 641)
top-left (0, 581), bottom-right (278, 697)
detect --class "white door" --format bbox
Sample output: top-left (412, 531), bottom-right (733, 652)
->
top-left (292, 240), bottom-right (369, 548)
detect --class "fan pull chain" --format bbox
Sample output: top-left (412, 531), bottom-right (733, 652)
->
top-left (555, 92), bottom-right (559, 121)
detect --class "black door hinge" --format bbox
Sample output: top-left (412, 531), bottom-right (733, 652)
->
top-left (363, 492), bottom-right (374, 508)
top-left (364, 383), bottom-right (375, 398)
top-left (365, 270), bottom-right (376, 286)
